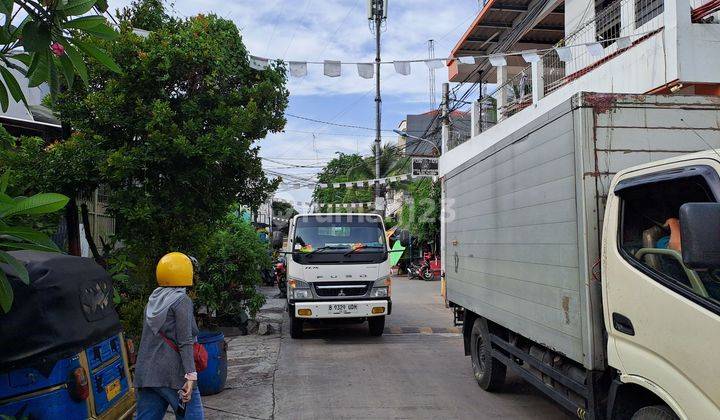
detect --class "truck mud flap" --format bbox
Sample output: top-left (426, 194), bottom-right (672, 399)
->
top-left (489, 334), bottom-right (606, 420)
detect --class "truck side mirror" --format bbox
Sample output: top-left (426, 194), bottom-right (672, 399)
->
top-left (271, 231), bottom-right (284, 250)
top-left (680, 202), bottom-right (720, 269)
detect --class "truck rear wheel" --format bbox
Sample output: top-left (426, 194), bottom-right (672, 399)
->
top-left (289, 312), bottom-right (303, 339)
top-left (470, 317), bottom-right (506, 391)
top-left (631, 405), bottom-right (678, 420)
top-left (368, 316), bottom-right (385, 336)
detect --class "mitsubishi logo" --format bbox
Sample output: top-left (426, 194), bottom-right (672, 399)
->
top-left (338, 289), bottom-right (346, 296)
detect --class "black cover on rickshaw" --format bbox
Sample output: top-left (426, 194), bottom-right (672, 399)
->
top-left (0, 251), bottom-right (121, 372)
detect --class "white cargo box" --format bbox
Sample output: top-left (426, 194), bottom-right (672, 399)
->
top-left (441, 92), bottom-right (720, 369)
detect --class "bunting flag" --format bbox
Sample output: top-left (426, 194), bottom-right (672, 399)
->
top-left (555, 46), bottom-right (573, 62)
top-left (357, 63), bottom-right (374, 79)
top-left (521, 50), bottom-right (540, 63)
top-left (317, 174), bottom-right (415, 189)
top-left (393, 61), bottom-right (411, 75)
top-left (249, 56), bottom-right (269, 70)
top-left (289, 61), bottom-right (308, 77)
top-left (248, 30), bottom-right (655, 79)
top-left (586, 42), bottom-right (604, 57)
top-left (425, 59), bottom-right (445, 70)
top-left (488, 54), bottom-right (507, 67)
top-left (616, 36), bottom-right (632, 50)
top-left (324, 60), bottom-right (341, 77)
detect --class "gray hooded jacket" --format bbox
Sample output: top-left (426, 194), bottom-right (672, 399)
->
top-left (134, 290), bottom-right (199, 390)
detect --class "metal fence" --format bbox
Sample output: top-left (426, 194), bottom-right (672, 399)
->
top-left (78, 187), bottom-right (116, 250)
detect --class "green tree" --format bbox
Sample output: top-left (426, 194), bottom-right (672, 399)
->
top-left (0, 169), bottom-right (69, 313)
top-left (52, 3), bottom-right (286, 266)
top-left (399, 179), bottom-right (440, 245)
top-left (0, 0), bottom-right (122, 111)
top-left (196, 208), bottom-right (270, 327)
top-left (272, 200), bottom-right (298, 220)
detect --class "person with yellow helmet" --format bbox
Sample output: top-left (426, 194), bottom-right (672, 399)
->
top-left (134, 252), bottom-right (204, 419)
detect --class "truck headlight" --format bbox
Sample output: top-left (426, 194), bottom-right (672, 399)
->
top-left (288, 278), bottom-right (311, 299)
top-left (370, 276), bottom-right (391, 298)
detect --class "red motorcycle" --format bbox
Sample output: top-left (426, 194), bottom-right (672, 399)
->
top-left (410, 252), bottom-right (441, 281)
top-left (275, 256), bottom-right (287, 298)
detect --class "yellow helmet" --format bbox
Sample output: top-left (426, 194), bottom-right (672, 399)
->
top-left (156, 252), bottom-right (193, 287)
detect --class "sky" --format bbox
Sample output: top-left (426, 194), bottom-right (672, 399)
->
top-left (111, 0), bottom-right (482, 211)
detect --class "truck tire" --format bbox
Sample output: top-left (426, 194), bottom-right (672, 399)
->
top-left (368, 316), bottom-right (385, 336)
top-left (289, 312), bottom-right (304, 339)
top-left (631, 405), bottom-right (678, 420)
top-left (470, 317), bottom-right (506, 391)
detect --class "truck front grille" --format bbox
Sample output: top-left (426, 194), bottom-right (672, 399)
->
top-left (314, 281), bottom-right (373, 297)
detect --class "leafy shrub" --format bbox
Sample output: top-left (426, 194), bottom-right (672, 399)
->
top-left (196, 209), bottom-right (270, 326)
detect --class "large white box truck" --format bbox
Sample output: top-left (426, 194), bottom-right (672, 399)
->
top-left (441, 93), bottom-right (720, 419)
top-left (275, 213), bottom-right (392, 338)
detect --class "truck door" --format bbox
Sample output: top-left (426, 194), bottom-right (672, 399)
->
top-left (603, 162), bottom-right (720, 418)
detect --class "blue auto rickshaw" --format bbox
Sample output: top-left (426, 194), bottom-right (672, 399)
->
top-left (0, 251), bottom-right (136, 419)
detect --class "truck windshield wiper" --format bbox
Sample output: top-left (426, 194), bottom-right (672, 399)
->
top-left (305, 245), bottom-right (347, 256)
top-left (343, 245), bottom-right (384, 256)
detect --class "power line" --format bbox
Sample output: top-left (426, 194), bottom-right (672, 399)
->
top-left (286, 113), bottom-right (395, 132)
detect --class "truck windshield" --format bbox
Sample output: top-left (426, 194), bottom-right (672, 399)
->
top-left (292, 215), bottom-right (387, 264)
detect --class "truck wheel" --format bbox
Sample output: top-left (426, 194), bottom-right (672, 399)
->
top-left (289, 312), bottom-right (304, 339)
top-left (470, 317), bottom-right (506, 391)
top-left (631, 405), bottom-right (678, 420)
top-left (368, 316), bottom-right (385, 336)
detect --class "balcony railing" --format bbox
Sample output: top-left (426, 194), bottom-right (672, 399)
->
top-left (446, 0), bottom-right (675, 151)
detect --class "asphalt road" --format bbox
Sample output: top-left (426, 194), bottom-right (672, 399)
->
top-left (273, 276), bottom-right (571, 420)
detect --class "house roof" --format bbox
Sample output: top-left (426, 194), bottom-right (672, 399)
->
top-left (448, 0), bottom-right (565, 83)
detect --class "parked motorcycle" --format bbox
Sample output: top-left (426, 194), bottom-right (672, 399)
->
top-left (275, 256), bottom-right (287, 298)
top-left (409, 252), bottom-right (441, 281)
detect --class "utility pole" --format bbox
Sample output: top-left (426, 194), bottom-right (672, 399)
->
top-left (368, 0), bottom-right (387, 215)
top-left (441, 83), bottom-right (450, 154)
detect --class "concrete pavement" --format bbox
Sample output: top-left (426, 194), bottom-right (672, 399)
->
top-left (273, 276), bottom-right (570, 419)
top-left (201, 278), bottom-right (570, 419)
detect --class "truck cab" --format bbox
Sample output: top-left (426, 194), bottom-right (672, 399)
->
top-left (602, 152), bottom-right (720, 419)
top-left (281, 213), bottom-right (391, 338)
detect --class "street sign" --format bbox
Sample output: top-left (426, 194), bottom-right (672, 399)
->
top-left (412, 157), bottom-right (439, 177)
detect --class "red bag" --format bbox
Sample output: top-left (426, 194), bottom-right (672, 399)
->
top-left (159, 332), bottom-right (209, 373)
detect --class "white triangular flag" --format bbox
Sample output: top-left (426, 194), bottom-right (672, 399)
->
top-left (458, 56), bottom-right (475, 64)
top-left (324, 60), bottom-right (341, 77)
top-left (425, 59), bottom-right (444, 70)
top-left (289, 61), bottom-right (307, 77)
top-left (393, 61), bottom-right (411, 76)
top-left (351, 203), bottom-right (357, 208)
top-left (356, 181), bottom-right (364, 187)
top-left (555, 46), bottom-right (573, 62)
top-left (249, 56), bottom-right (269, 70)
top-left (521, 50), bottom-right (540, 63)
top-left (616, 36), bottom-right (632, 50)
top-left (345, 182), bottom-right (353, 188)
top-left (586, 42), bottom-right (604, 57)
top-left (357, 63), bottom-right (374, 79)
top-left (488, 54), bottom-right (507, 67)
top-left (333, 183), bottom-right (341, 188)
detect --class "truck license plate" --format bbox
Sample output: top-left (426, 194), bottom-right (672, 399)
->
top-left (105, 378), bottom-right (121, 401)
top-left (328, 303), bottom-right (358, 314)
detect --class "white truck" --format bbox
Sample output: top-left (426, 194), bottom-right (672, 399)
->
top-left (275, 213), bottom-right (392, 338)
top-left (441, 93), bottom-right (720, 419)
